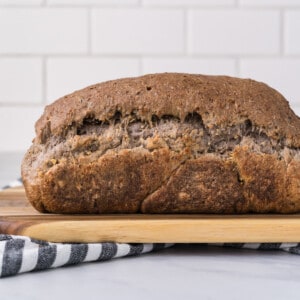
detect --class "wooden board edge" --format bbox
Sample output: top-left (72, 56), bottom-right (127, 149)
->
top-left (2, 214), bottom-right (300, 220)
top-left (0, 220), bottom-right (37, 237)
top-left (11, 218), bottom-right (300, 243)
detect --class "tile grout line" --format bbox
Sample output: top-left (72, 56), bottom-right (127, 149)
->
top-left (183, 8), bottom-right (188, 56)
top-left (0, 103), bottom-right (44, 107)
top-left (2, 54), bottom-right (300, 59)
top-left (87, 7), bottom-right (92, 55)
top-left (2, 5), bottom-right (300, 10)
top-left (42, 56), bottom-right (47, 105)
top-left (280, 8), bottom-right (284, 56)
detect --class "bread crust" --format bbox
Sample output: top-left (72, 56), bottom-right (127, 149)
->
top-left (35, 73), bottom-right (300, 147)
top-left (21, 73), bottom-right (300, 213)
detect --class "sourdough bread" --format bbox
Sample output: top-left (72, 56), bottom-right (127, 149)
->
top-left (21, 73), bottom-right (300, 213)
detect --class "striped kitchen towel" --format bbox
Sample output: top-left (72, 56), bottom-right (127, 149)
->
top-left (1, 179), bottom-right (300, 278)
top-left (1, 236), bottom-right (300, 278)
top-left (0, 234), bottom-right (172, 278)
top-left (0, 178), bottom-right (23, 191)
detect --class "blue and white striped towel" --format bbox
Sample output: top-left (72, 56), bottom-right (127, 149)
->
top-left (1, 179), bottom-right (300, 278)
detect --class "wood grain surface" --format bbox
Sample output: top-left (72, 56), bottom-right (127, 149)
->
top-left (1, 187), bottom-right (300, 243)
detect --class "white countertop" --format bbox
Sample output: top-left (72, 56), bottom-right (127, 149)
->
top-left (1, 153), bottom-right (300, 299)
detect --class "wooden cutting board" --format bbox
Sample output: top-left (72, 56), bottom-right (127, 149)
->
top-left (1, 187), bottom-right (300, 243)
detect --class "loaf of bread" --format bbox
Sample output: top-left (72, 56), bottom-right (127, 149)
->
top-left (21, 73), bottom-right (300, 214)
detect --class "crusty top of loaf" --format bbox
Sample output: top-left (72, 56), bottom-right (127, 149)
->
top-left (35, 73), bottom-right (300, 147)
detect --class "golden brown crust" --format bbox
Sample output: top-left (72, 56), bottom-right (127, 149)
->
top-left (21, 73), bottom-right (300, 214)
top-left (24, 148), bottom-right (187, 213)
top-left (35, 73), bottom-right (300, 147)
top-left (141, 156), bottom-right (245, 213)
top-left (142, 147), bottom-right (300, 214)
top-left (232, 147), bottom-right (287, 212)
top-left (285, 158), bottom-right (300, 211)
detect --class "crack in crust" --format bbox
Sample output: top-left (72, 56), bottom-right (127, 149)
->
top-left (138, 157), bottom-right (189, 213)
top-left (22, 111), bottom-right (300, 214)
top-left (35, 111), bottom-right (299, 176)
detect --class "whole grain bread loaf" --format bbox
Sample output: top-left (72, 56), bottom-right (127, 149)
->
top-left (21, 73), bottom-right (300, 214)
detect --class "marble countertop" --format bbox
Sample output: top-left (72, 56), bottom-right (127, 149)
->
top-left (1, 152), bottom-right (300, 300)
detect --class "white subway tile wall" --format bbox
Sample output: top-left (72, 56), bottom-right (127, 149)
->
top-left (143, 0), bottom-right (236, 6)
top-left (240, 0), bottom-right (300, 6)
top-left (0, 0), bottom-right (299, 152)
top-left (0, 8), bottom-right (88, 54)
top-left (0, 0), bottom-right (43, 5)
top-left (142, 58), bottom-right (236, 75)
top-left (285, 11), bottom-right (300, 55)
top-left (47, 57), bottom-right (140, 101)
top-left (0, 107), bottom-right (44, 152)
top-left (47, 0), bottom-right (139, 5)
top-left (240, 58), bottom-right (300, 107)
top-left (91, 9), bottom-right (185, 54)
top-left (188, 10), bottom-right (280, 55)
top-left (0, 58), bottom-right (42, 104)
